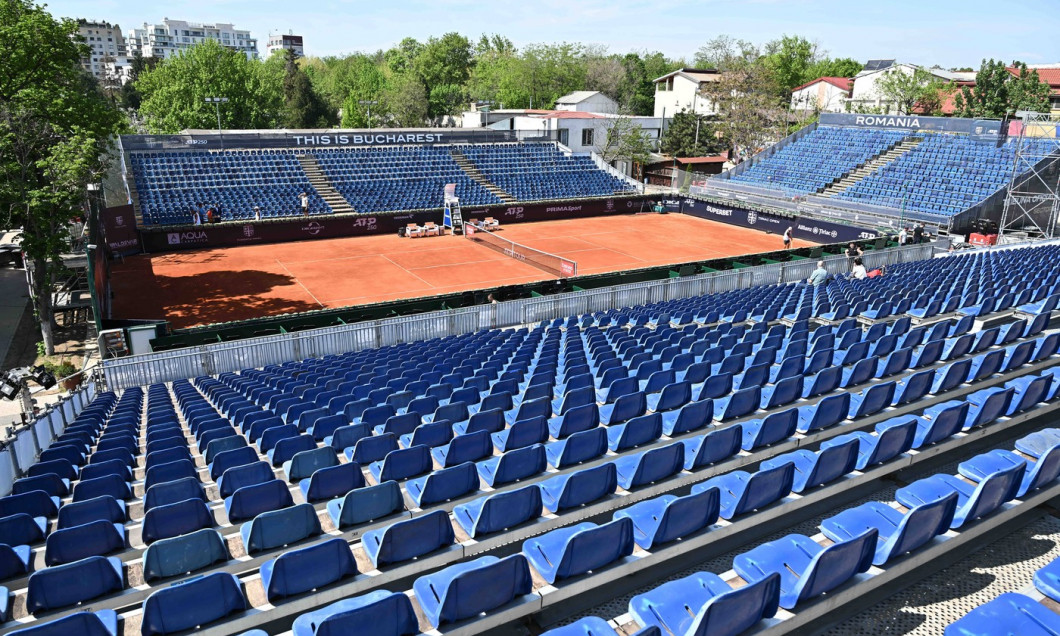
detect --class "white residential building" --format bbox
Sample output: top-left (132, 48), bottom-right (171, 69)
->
top-left (266, 33), bottom-right (304, 58)
top-left (652, 68), bottom-right (720, 119)
top-left (790, 77), bottom-right (852, 113)
top-left (129, 19), bottom-right (258, 60)
top-left (554, 91), bottom-right (619, 114)
top-left (76, 20), bottom-right (126, 79)
top-left (847, 60), bottom-right (971, 114)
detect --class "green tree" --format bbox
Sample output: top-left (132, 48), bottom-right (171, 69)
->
top-left (380, 73), bottom-right (428, 127)
top-left (660, 109), bottom-right (727, 157)
top-left (135, 39), bottom-right (284, 132)
top-left (875, 67), bottom-right (945, 115)
top-left (594, 115), bottom-right (654, 166)
top-left (413, 32), bottom-right (473, 121)
top-left (761, 34), bottom-right (821, 95)
top-left (807, 57), bottom-right (862, 80)
top-left (700, 61), bottom-right (787, 162)
top-left (693, 35), bottom-right (759, 71)
top-left (0, 0), bottom-right (123, 353)
top-left (954, 59), bottom-right (1051, 118)
top-left (278, 50), bottom-right (333, 128)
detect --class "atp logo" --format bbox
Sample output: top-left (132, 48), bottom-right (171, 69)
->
top-left (353, 217), bottom-right (377, 229)
top-left (505, 207), bottom-right (524, 219)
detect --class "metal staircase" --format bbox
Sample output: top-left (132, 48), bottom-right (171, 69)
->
top-left (296, 154), bottom-right (356, 214)
top-left (449, 148), bottom-right (516, 203)
top-left (820, 137), bottom-right (926, 197)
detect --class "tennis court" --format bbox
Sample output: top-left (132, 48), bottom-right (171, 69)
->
top-left (110, 213), bottom-right (816, 329)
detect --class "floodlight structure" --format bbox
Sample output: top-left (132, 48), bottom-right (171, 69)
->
top-left (998, 111), bottom-right (1060, 241)
top-left (204, 97), bottom-right (229, 148)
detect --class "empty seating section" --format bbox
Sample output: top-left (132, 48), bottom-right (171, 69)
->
top-left (836, 135), bottom-right (1056, 217)
top-left (460, 143), bottom-right (636, 201)
top-left (730, 126), bottom-right (908, 194)
top-left (3, 240), bottom-right (1060, 634)
top-left (131, 149), bottom-right (331, 225)
top-left (131, 141), bottom-right (635, 225)
top-left (313, 145), bottom-right (501, 212)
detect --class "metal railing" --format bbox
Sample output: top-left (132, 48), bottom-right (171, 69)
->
top-left (101, 241), bottom-right (944, 390)
top-left (0, 382), bottom-right (98, 496)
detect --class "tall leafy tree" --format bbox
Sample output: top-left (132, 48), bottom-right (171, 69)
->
top-left (0, 0), bottom-right (123, 353)
top-left (593, 115), bottom-right (654, 167)
top-left (875, 67), bottom-right (948, 115)
top-left (135, 39), bottom-right (284, 132)
top-left (278, 50), bottom-right (333, 128)
top-left (954, 59), bottom-right (1051, 118)
top-left (660, 109), bottom-right (727, 157)
top-left (761, 35), bottom-right (821, 96)
top-left (808, 57), bottom-right (863, 80)
top-left (414, 32), bottom-right (473, 121)
top-left (700, 61), bottom-right (787, 162)
top-left (693, 35), bottom-right (759, 71)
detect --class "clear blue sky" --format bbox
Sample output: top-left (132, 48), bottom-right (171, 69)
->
top-left (50, 0), bottom-right (1059, 68)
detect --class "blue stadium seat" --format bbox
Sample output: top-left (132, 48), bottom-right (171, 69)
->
top-left (522, 518), bottom-right (634, 584)
top-left (142, 528), bottom-right (228, 581)
top-left (299, 462), bottom-right (365, 503)
top-left (291, 589), bottom-right (418, 636)
top-left (283, 446), bottom-right (339, 482)
top-left (44, 518), bottom-right (125, 565)
top-left (944, 593), bottom-right (1060, 636)
top-left (370, 445), bottom-right (433, 482)
top-left (693, 464), bottom-right (794, 519)
top-left (224, 479), bottom-right (294, 523)
top-left (0, 512), bottom-right (47, 546)
top-left (142, 496), bottom-right (213, 544)
top-left (454, 485), bottom-right (542, 538)
top-left (613, 489), bottom-right (719, 550)
top-left (896, 463), bottom-right (1025, 528)
top-left (57, 495), bottom-right (125, 529)
top-left (4, 608), bottom-right (119, 636)
top-left (613, 443), bottom-right (685, 490)
top-left (538, 462), bottom-right (618, 513)
top-left (141, 572), bottom-right (247, 636)
top-left (260, 536), bottom-right (357, 602)
top-left (413, 554), bottom-right (533, 628)
top-left (26, 555), bottom-right (124, 613)
top-left (406, 461), bottom-right (479, 507)
top-left (547, 426), bottom-right (608, 469)
top-left (327, 480), bottom-right (404, 528)
top-left (760, 439), bottom-right (858, 492)
top-left (361, 509), bottom-right (455, 567)
top-left (478, 444), bottom-right (548, 487)
top-left (681, 426), bottom-right (742, 470)
top-left (820, 494), bottom-right (958, 565)
top-left (628, 571), bottom-right (781, 636)
top-left (240, 502), bottom-right (322, 553)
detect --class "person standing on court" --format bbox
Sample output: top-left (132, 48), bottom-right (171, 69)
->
top-left (300, 192), bottom-right (309, 216)
top-left (807, 261), bottom-right (828, 286)
top-left (783, 226), bottom-right (793, 249)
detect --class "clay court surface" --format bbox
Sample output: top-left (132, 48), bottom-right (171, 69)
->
top-left (111, 214), bottom-right (815, 329)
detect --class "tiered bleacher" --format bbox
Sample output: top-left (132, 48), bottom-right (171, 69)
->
top-left (3, 242), bottom-right (1060, 635)
top-left (131, 150), bottom-right (332, 225)
top-left (130, 141), bottom-right (637, 226)
top-left (836, 135), bottom-right (1053, 217)
top-left (459, 143), bottom-right (636, 201)
top-left (722, 124), bottom-right (1056, 219)
top-left (729, 127), bottom-right (908, 194)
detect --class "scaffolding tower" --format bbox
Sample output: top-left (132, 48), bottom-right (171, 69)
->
top-left (998, 111), bottom-right (1060, 241)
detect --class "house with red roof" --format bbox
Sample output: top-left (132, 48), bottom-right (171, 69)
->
top-left (1009, 65), bottom-right (1060, 113)
top-left (790, 77), bottom-right (853, 113)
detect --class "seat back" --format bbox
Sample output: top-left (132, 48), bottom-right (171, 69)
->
top-left (416, 462), bottom-right (480, 506)
top-left (655, 488), bottom-right (720, 546)
top-left (263, 536), bottom-right (357, 602)
top-left (686, 426), bottom-right (742, 468)
top-left (226, 479), bottom-right (294, 523)
top-left (851, 381), bottom-right (896, 419)
top-left (433, 554), bottom-right (533, 626)
top-left (144, 476), bottom-right (206, 512)
top-left (218, 461), bottom-right (274, 499)
top-left (625, 443), bottom-right (684, 489)
top-left (241, 502), bottom-right (322, 553)
top-left (794, 530), bottom-right (877, 603)
top-left (554, 518), bottom-right (634, 581)
top-left (285, 447), bottom-right (339, 481)
top-left (334, 480), bottom-right (404, 527)
top-left (143, 528), bottom-right (228, 581)
top-left (488, 444), bottom-right (548, 486)
top-left (440, 430), bottom-right (492, 466)
top-left (459, 485), bottom-right (542, 538)
top-left (550, 462), bottom-right (618, 511)
top-left (734, 464), bottom-right (795, 516)
top-left (865, 417), bottom-right (917, 466)
top-left (142, 497), bottom-right (213, 544)
top-left (884, 493), bottom-right (959, 561)
top-left (140, 572), bottom-right (246, 636)
top-left (371, 509), bottom-right (455, 565)
top-left (291, 590), bottom-right (418, 636)
top-left (26, 555), bottom-right (124, 613)
top-left (350, 433), bottom-right (399, 464)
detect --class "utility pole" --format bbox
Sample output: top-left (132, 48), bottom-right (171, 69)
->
top-left (204, 97), bottom-right (229, 149)
top-left (358, 100), bottom-right (378, 130)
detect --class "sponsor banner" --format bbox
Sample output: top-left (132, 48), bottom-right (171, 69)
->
top-left (122, 129), bottom-right (553, 151)
top-left (100, 205), bottom-right (141, 255)
top-left (679, 198), bottom-right (879, 243)
top-left (819, 113), bottom-right (1002, 135)
top-left (140, 197), bottom-right (655, 253)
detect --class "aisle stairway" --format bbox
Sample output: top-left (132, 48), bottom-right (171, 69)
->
top-left (821, 136), bottom-right (926, 197)
top-left (450, 148), bottom-right (516, 203)
top-left (297, 154), bottom-right (356, 214)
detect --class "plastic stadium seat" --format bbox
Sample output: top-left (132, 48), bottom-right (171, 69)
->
top-left (344, 433), bottom-right (399, 465)
top-left (960, 446), bottom-right (1060, 499)
top-left (522, 517), bottom-right (634, 584)
top-left (760, 439), bottom-right (858, 492)
top-left (547, 427), bottom-right (608, 469)
top-left (0, 512), bottom-right (47, 546)
top-left (493, 416), bottom-right (549, 452)
top-left (142, 528), bottom-right (228, 581)
top-left (821, 494), bottom-right (958, 566)
top-left (945, 593), bottom-right (1060, 636)
top-left (0, 544), bottom-right (30, 579)
top-left (733, 530), bottom-right (877, 609)
top-left (681, 426), bottom-right (742, 470)
top-left (258, 424), bottom-right (299, 453)
top-left (142, 497), bottom-right (214, 545)
top-left (692, 464), bottom-right (795, 519)
top-left (478, 444), bottom-right (548, 487)
top-left (210, 446), bottom-right (260, 481)
top-left (613, 443), bottom-right (685, 490)
top-left (822, 416), bottom-right (917, 470)
top-left (140, 572), bottom-right (247, 635)
top-left (240, 502), bottom-right (322, 554)
top-left (547, 403), bottom-right (599, 439)
top-left (27, 458), bottom-right (77, 482)
top-left (224, 479), bottom-right (294, 523)
top-left (406, 461), bottom-right (479, 508)
top-left (607, 413), bottom-right (663, 452)
top-left (13, 473), bottom-right (70, 498)
top-left (661, 399), bottom-right (712, 436)
top-left (459, 408), bottom-right (507, 436)
top-left (965, 387), bottom-right (1015, 429)
top-left (431, 430), bottom-right (493, 467)
top-left (599, 391), bottom-right (647, 426)
top-left (914, 402), bottom-right (968, 448)
top-left (538, 462), bottom-right (618, 513)
top-left (361, 509), bottom-right (454, 567)
top-left (4, 608), bottom-right (119, 636)
top-left (44, 518), bottom-right (125, 565)
top-left (57, 495), bottom-right (125, 529)
top-left (261, 537), bottom-right (357, 602)
top-left (895, 463), bottom-right (1025, 528)
top-left (400, 421), bottom-right (454, 450)
top-left (370, 445), bottom-right (433, 482)
top-left (742, 409), bottom-right (798, 451)
top-left (283, 447), bottom-right (339, 482)
top-left (299, 462), bottom-right (364, 503)
top-left (797, 393), bottom-right (850, 433)
top-left (80, 459), bottom-right (133, 484)
top-left (629, 571), bottom-right (781, 636)
top-left (413, 554), bottom-right (533, 628)
top-left (268, 435), bottom-right (317, 467)
top-left (291, 590), bottom-right (418, 636)
top-left (453, 485), bottom-right (542, 538)
top-left (218, 461), bottom-right (275, 499)
top-left (327, 480), bottom-right (404, 528)
top-left (713, 386), bottom-right (761, 421)
top-left (847, 381), bottom-right (896, 420)
top-left (26, 555), bottom-right (124, 613)
top-left (0, 490), bottom-right (60, 519)
top-left (72, 473), bottom-right (132, 503)
top-left (144, 460), bottom-right (198, 493)
top-left (613, 489), bottom-right (719, 550)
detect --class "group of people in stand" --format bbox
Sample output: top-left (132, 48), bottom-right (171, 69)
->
top-left (189, 192), bottom-right (311, 225)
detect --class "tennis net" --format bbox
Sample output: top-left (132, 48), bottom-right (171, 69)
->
top-left (464, 225), bottom-right (577, 278)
